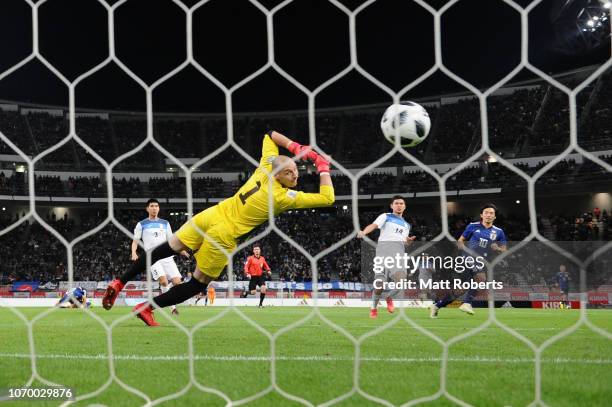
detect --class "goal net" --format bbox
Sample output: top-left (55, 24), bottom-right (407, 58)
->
top-left (0, 0), bottom-right (610, 406)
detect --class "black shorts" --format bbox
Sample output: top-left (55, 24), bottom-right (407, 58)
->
top-left (249, 275), bottom-right (266, 291)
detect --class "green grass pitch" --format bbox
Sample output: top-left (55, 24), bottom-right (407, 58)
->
top-left (0, 306), bottom-right (610, 406)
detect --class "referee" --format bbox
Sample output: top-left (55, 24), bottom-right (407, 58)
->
top-left (241, 245), bottom-right (272, 308)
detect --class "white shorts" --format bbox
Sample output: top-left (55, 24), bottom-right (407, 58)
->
top-left (150, 257), bottom-right (181, 281)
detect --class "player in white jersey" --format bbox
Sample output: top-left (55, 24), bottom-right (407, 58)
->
top-left (131, 199), bottom-right (189, 315)
top-left (358, 196), bottom-right (416, 318)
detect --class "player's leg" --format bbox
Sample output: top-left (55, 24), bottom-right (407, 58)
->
top-left (158, 275), bottom-right (170, 294)
top-left (125, 235), bottom-right (187, 286)
top-left (459, 270), bottom-right (483, 315)
top-left (241, 277), bottom-right (257, 298)
top-left (259, 279), bottom-right (266, 308)
top-left (104, 209), bottom-right (215, 310)
top-left (56, 293), bottom-right (69, 306)
top-left (134, 265), bottom-right (216, 326)
top-left (153, 264), bottom-right (176, 313)
top-left (104, 234), bottom-right (189, 310)
top-left (385, 270), bottom-right (406, 313)
top-left (561, 290), bottom-right (568, 308)
top-left (430, 287), bottom-right (456, 318)
top-left (370, 271), bottom-right (385, 318)
top-left (164, 262), bottom-right (183, 315)
top-left (133, 228), bottom-right (234, 325)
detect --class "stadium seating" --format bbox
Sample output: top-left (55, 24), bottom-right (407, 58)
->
top-left (1, 206), bottom-right (608, 286)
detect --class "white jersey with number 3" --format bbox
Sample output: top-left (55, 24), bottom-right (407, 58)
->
top-left (373, 213), bottom-right (411, 242)
top-left (134, 218), bottom-right (172, 250)
top-left (133, 217), bottom-right (181, 281)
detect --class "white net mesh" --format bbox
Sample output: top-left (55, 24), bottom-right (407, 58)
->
top-left (0, 0), bottom-right (610, 405)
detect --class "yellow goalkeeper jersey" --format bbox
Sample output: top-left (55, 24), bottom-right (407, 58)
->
top-left (217, 134), bottom-right (335, 238)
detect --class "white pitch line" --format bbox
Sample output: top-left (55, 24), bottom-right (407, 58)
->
top-left (0, 322), bottom-right (599, 332)
top-left (0, 353), bottom-right (611, 365)
top-left (263, 324), bottom-right (593, 331)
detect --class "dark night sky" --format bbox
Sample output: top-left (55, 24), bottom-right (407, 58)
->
top-left (0, 0), bottom-right (609, 113)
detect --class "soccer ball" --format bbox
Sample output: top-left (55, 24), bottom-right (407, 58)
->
top-left (380, 102), bottom-right (431, 147)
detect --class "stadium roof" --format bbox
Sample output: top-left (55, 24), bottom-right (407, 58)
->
top-left (0, 0), bottom-right (609, 112)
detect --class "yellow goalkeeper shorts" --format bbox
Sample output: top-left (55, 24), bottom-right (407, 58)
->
top-left (175, 206), bottom-right (236, 278)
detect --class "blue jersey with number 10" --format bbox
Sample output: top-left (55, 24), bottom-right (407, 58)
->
top-left (461, 222), bottom-right (507, 258)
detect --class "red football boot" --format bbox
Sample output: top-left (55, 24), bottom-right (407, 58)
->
top-left (369, 308), bottom-right (378, 319)
top-left (386, 297), bottom-right (395, 313)
top-left (132, 302), bottom-right (159, 327)
top-left (102, 279), bottom-right (125, 310)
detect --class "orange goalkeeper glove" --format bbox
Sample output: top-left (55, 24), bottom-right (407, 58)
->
top-left (287, 141), bottom-right (317, 161)
top-left (287, 141), bottom-right (330, 173)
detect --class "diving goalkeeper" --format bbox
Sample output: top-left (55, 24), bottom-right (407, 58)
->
top-left (103, 131), bottom-right (335, 326)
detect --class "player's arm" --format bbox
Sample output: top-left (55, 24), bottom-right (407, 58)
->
top-left (490, 242), bottom-right (507, 252)
top-left (258, 132), bottom-right (281, 174)
top-left (358, 214), bottom-right (387, 239)
top-left (457, 224), bottom-right (475, 250)
top-left (244, 257), bottom-right (252, 279)
top-left (131, 239), bottom-right (139, 261)
top-left (406, 235), bottom-right (417, 245)
top-left (270, 130), bottom-right (334, 200)
top-left (56, 293), bottom-right (68, 305)
top-left (287, 186), bottom-right (335, 209)
top-left (490, 230), bottom-right (508, 252)
top-left (457, 235), bottom-right (467, 250)
top-left (167, 223), bottom-right (189, 258)
top-left (268, 130), bottom-right (294, 154)
top-left (357, 223), bottom-right (379, 239)
top-left (131, 222), bottom-right (142, 261)
top-left (263, 258), bottom-right (272, 276)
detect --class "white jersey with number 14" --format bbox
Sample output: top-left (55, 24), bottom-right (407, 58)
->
top-left (373, 213), bottom-right (411, 242)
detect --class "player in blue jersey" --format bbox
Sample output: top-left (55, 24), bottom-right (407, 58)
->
top-left (56, 286), bottom-right (91, 308)
top-left (556, 264), bottom-right (570, 309)
top-left (430, 204), bottom-right (507, 317)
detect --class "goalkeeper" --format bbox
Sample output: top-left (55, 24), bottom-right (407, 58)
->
top-left (103, 131), bottom-right (335, 326)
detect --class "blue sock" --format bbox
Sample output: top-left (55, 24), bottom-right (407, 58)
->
top-left (462, 289), bottom-right (477, 305)
top-left (435, 294), bottom-right (454, 308)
